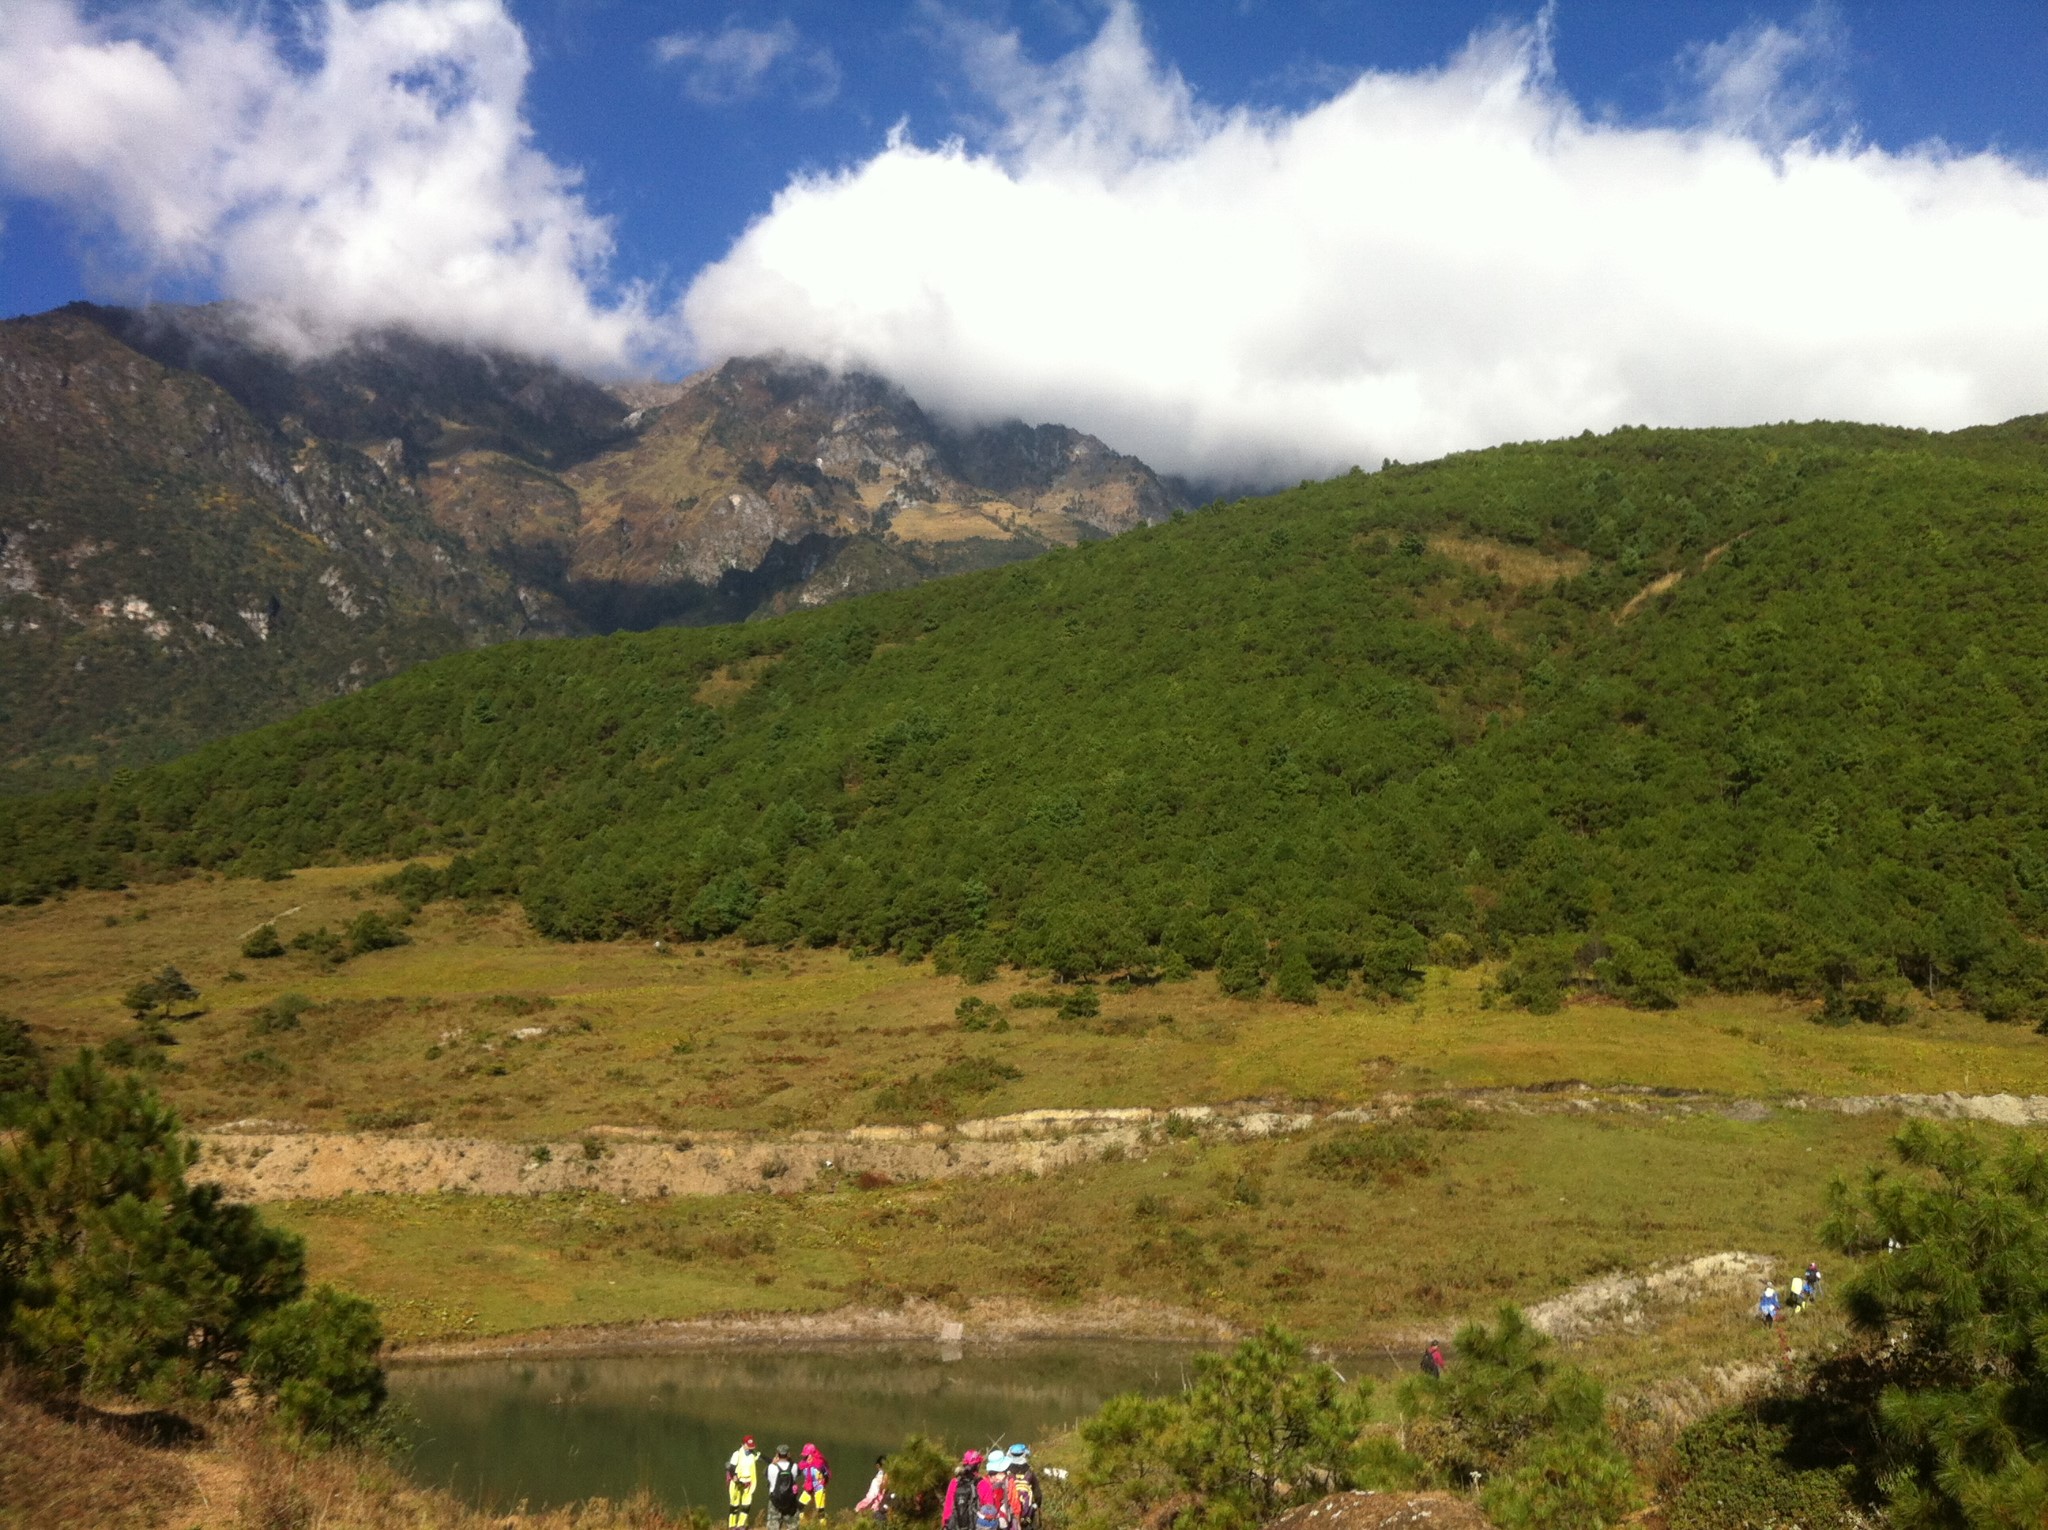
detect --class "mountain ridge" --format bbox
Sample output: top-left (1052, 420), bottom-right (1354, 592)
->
top-left (0, 302), bottom-right (1186, 789)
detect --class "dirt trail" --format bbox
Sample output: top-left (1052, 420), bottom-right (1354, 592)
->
top-left (1268, 1490), bottom-right (1492, 1530)
top-left (1525, 1250), bottom-right (1774, 1341)
top-left (190, 1090), bottom-right (2048, 1204)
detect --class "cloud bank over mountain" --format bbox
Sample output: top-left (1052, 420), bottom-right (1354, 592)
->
top-left (8, 0), bottom-right (2048, 483)
top-left (0, 0), bottom-right (661, 370)
top-left (686, 3), bottom-right (2048, 484)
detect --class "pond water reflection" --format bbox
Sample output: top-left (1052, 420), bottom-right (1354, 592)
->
top-left (393, 1341), bottom-right (1218, 1514)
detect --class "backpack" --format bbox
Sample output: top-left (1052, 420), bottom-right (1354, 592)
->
top-left (949, 1475), bottom-right (979, 1530)
top-left (768, 1462), bottom-right (802, 1514)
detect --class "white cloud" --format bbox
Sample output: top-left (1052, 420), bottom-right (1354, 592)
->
top-left (1673, 3), bottom-right (1851, 146)
top-left (684, 2), bottom-right (2048, 486)
top-left (653, 19), bottom-right (839, 108)
top-left (0, 0), bottom-right (668, 371)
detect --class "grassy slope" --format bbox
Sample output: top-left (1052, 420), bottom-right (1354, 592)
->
top-left (2, 863), bottom-right (2037, 1368)
top-left (272, 1108), bottom-right (1895, 1353)
top-left (6, 865), bottom-right (2046, 1138)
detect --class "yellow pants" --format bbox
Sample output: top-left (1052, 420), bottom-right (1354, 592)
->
top-left (729, 1481), bottom-right (756, 1528)
top-left (802, 1489), bottom-right (826, 1515)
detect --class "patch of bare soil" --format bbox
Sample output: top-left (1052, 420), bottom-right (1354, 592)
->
top-left (1616, 569), bottom-right (1684, 623)
top-left (1268, 1489), bottom-right (1494, 1530)
top-left (390, 1293), bottom-right (1236, 1363)
top-left (1525, 1251), bottom-right (1774, 1342)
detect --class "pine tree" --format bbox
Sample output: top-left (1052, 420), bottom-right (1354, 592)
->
top-left (1822, 1122), bottom-right (2048, 1526)
top-left (0, 1053), bottom-right (302, 1398)
top-left (0, 1055), bottom-right (389, 1443)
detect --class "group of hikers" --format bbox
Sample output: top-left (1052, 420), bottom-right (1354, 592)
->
top-left (727, 1439), bottom-right (839, 1530)
top-left (1757, 1261), bottom-right (1824, 1324)
top-left (725, 1436), bottom-right (1042, 1529)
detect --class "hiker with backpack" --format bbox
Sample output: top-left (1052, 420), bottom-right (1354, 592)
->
top-left (976, 1453), bottom-right (1009, 1530)
top-left (799, 1442), bottom-right (831, 1519)
top-left (765, 1445), bottom-right (804, 1530)
top-left (1003, 1445), bottom-right (1038, 1529)
top-left (944, 1451), bottom-right (984, 1530)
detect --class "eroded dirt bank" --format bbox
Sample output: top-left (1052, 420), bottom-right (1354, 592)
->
top-left (191, 1090), bottom-right (2048, 1204)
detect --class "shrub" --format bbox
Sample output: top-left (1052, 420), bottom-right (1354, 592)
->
top-left (1410, 1096), bottom-right (1491, 1132)
top-left (1498, 936), bottom-right (1578, 1013)
top-left (1077, 1325), bottom-right (1414, 1530)
top-left (1215, 918), bottom-right (1266, 999)
top-left (1429, 931), bottom-right (1477, 968)
top-left (956, 997), bottom-right (1007, 1032)
top-left (883, 1433), bottom-right (954, 1522)
top-left (1009, 990), bottom-right (1061, 1010)
top-left (1400, 1306), bottom-right (1637, 1528)
top-left (1664, 1409), bottom-right (1859, 1530)
top-left (248, 993), bottom-right (313, 1037)
top-left (1815, 978), bottom-right (1910, 1027)
top-left (245, 1287), bottom-right (387, 1448)
top-left (1358, 924), bottom-right (1429, 999)
top-left (1590, 936), bottom-right (1682, 1010)
top-left (1304, 1124), bottom-right (1437, 1185)
top-left (1057, 986), bottom-right (1101, 1021)
top-left (240, 924), bottom-right (285, 960)
top-left (1273, 945), bottom-right (1318, 1005)
top-left (343, 911), bottom-right (407, 957)
top-left (289, 926), bottom-right (344, 961)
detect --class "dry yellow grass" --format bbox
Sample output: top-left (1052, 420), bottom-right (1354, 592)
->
top-left (3, 864), bottom-right (2044, 1140)
top-left (1427, 534), bottom-right (1590, 587)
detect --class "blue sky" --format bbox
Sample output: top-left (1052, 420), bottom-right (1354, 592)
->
top-left (5, 1), bottom-right (2048, 480)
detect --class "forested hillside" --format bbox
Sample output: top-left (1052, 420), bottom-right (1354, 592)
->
top-left (7, 417), bottom-right (2048, 1018)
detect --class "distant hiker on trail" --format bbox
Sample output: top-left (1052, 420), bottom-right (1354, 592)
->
top-left (855, 1455), bottom-right (890, 1521)
top-left (728, 1435), bottom-right (761, 1529)
top-left (1805, 1260), bottom-right (1823, 1300)
top-left (1422, 1340), bottom-right (1447, 1377)
top-left (765, 1445), bottom-right (803, 1530)
top-left (799, 1442), bottom-right (831, 1518)
top-left (944, 1452), bottom-right (984, 1530)
top-left (1788, 1273), bottom-right (1809, 1311)
top-left (1758, 1283), bottom-right (1780, 1325)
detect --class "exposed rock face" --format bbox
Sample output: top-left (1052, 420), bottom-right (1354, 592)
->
top-left (0, 304), bottom-right (1187, 788)
top-left (556, 356), bottom-right (1183, 625)
top-left (0, 306), bottom-right (563, 791)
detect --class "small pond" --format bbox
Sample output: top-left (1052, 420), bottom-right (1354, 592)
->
top-left (394, 1341), bottom-right (1228, 1514)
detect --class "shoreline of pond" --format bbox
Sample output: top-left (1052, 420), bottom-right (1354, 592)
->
top-left (385, 1296), bottom-right (1249, 1368)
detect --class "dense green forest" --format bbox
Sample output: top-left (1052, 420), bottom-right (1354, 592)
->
top-left (8, 416), bottom-right (2048, 1018)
